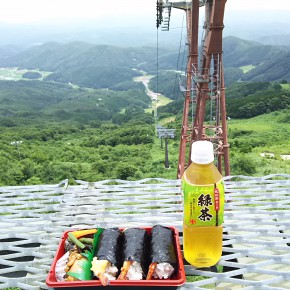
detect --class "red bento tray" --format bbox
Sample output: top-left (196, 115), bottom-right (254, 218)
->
top-left (46, 226), bottom-right (186, 288)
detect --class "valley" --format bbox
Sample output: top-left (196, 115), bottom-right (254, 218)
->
top-left (0, 38), bottom-right (289, 186)
top-left (133, 73), bottom-right (173, 114)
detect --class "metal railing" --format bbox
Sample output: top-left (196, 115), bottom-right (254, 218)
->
top-left (1, 174), bottom-right (290, 289)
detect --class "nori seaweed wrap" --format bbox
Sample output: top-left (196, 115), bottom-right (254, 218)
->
top-left (147, 225), bottom-right (177, 280)
top-left (96, 228), bottom-right (122, 266)
top-left (118, 228), bottom-right (149, 280)
top-left (91, 228), bottom-right (122, 285)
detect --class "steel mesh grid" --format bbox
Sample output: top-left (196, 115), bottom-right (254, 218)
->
top-left (0, 174), bottom-right (289, 289)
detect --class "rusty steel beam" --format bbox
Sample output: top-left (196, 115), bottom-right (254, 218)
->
top-left (158, 0), bottom-right (230, 177)
top-left (177, 0), bottom-right (200, 179)
top-left (219, 53), bottom-right (230, 176)
top-left (179, 0), bottom-right (230, 177)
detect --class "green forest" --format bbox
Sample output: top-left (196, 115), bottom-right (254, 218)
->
top-left (0, 38), bottom-right (290, 186)
top-left (0, 77), bottom-right (289, 186)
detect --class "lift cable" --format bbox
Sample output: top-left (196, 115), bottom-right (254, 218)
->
top-left (173, 11), bottom-right (186, 98)
top-left (156, 25), bottom-right (159, 128)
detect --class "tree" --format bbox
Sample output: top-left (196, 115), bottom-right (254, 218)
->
top-left (125, 105), bottom-right (144, 116)
top-left (22, 71), bottom-right (42, 79)
top-left (231, 154), bottom-right (257, 175)
top-left (115, 162), bottom-right (138, 180)
top-left (272, 83), bottom-right (282, 91)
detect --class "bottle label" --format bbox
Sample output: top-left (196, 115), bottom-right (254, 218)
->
top-left (182, 179), bottom-right (225, 227)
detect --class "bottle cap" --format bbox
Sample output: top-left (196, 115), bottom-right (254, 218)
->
top-left (191, 141), bottom-right (214, 164)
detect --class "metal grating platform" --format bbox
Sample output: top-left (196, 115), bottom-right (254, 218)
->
top-left (0, 174), bottom-right (290, 289)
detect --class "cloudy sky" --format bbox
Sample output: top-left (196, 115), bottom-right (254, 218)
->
top-left (1, 0), bottom-right (290, 24)
top-left (227, 0), bottom-right (290, 11)
top-left (1, 0), bottom-right (157, 24)
top-left (1, 0), bottom-right (290, 47)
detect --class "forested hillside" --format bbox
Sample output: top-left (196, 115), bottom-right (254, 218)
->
top-left (155, 80), bottom-right (290, 120)
top-left (0, 121), bottom-right (159, 185)
top-left (0, 78), bottom-right (161, 185)
top-left (2, 37), bottom-right (290, 87)
top-left (0, 42), bottom-right (176, 88)
top-left (0, 37), bottom-right (289, 186)
top-left (0, 80), bottom-right (150, 126)
top-left (226, 82), bottom-right (290, 118)
top-left (223, 36), bottom-right (290, 83)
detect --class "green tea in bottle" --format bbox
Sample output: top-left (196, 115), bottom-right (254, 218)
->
top-left (182, 141), bottom-right (225, 267)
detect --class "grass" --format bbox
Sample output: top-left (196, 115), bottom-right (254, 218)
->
top-left (228, 110), bottom-right (290, 175)
top-left (0, 67), bottom-right (52, 81)
top-left (149, 107), bottom-right (290, 177)
top-left (280, 83), bottom-right (290, 90)
top-left (159, 116), bottom-right (176, 125)
top-left (0, 67), bottom-right (26, 80)
top-left (239, 64), bottom-right (255, 73)
top-left (145, 94), bottom-right (173, 114)
top-left (229, 111), bottom-right (290, 152)
top-left (156, 94), bottom-right (173, 107)
top-left (152, 109), bottom-right (290, 177)
top-left (186, 276), bottom-right (216, 288)
top-left (144, 137), bottom-right (179, 179)
top-left (230, 119), bottom-right (270, 132)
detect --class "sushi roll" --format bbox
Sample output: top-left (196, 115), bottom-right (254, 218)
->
top-left (146, 225), bottom-right (177, 280)
top-left (91, 228), bottom-right (122, 286)
top-left (118, 228), bottom-right (149, 280)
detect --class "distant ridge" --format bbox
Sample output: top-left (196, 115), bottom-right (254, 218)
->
top-left (1, 36), bottom-right (290, 87)
top-left (257, 33), bottom-right (290, 46)
top-left (0, 42), bottom-right (173, 88)
top-left (223, 36), bottom-right (290, 82)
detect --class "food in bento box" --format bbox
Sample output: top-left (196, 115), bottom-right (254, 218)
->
top-left (117, 228), bottom-right (150, 280)
top-left (47, 225), bottom-right (186, 288)
top-left (91, 228), bottom-right (122, 286)
top-left (55, 251), bottom-right (70, 282)
top-left (55, 229), bottom-right (100, 282)
top-left (54, 225), bottom-right (179, 286)
top-left (66, 248), bottom-right (92, 281)
top-left (146, 225), bottom-right (177, 280)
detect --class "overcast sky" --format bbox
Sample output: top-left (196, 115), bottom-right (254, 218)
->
top-left (2, 0), bottom-right (157, 24)
top-left (1, 0), bottom-right (290, 47)
top-left (1, 0), bottom-right (290, 24)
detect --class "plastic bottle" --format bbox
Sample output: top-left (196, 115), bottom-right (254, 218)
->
top-left (181, 141), bottom-right (225, 268)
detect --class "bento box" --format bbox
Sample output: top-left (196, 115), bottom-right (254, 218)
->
top-left (46, 225), bottom-right (186, 288)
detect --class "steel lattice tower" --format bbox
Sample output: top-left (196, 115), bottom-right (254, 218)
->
top-left (157, 0), bottom-right (230, 178)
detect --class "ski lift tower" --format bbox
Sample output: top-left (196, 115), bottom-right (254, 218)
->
top-left (156, 0), bottom-right (230, 178)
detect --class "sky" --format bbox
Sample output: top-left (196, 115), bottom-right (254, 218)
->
top-left (0, 0), bottom-right (158, 24)
top-left (227, 0), bottom-right (290, 11)
top-left (1, 0), bottom-right (290, 25)
top-left (1, 0), bottom-right (290, 47)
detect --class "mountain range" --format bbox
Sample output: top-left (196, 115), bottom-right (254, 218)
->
top-left (223, 37), bottom-right (290, 82)
top-left (1, 36), bottom-right (290, 87)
